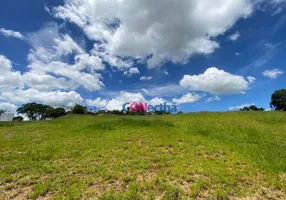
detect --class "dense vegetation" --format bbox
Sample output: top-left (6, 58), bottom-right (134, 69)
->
top-left (271, 89), bottom-right (286, 111)
top-left (0, 112), bottom-right (286, 199)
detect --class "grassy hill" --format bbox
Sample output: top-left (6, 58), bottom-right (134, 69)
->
top-left (0, 112), bottom-right (286, 199)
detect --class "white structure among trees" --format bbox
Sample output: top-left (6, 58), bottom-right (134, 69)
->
top-left (0, 113), bottom-right (14, 122)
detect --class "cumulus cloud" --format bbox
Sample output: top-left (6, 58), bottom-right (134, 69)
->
top-left (229, 31), bottom-right (240, 41)
top-left (0, 89), bottom-right (83, 108)
top-left (149, 97), bottom-right (171, 106)
top-left (0, 55), bottom-right (24, 90)
top-left (0, 102), bottom-right (17, 112)
top-left (26, 24), bottom-right (105, 92)
top-left (172, 93), bottom-right (202, 105)
top-left (23, 72), bottom-right (78, 91)
top-left (85, 92), bottom-right (173, 111)
top-left (0, 28), bottom-right (25, 40)
top-left (180, 67), bottom-right (252, 95)
top-left (51, 0), bottom-right (253, 68)
top-left (140, 76), bottom-right (153, 81)
top-left (262, 68), bottom-right (284, 79)
top-left (85, 98), bottom-right (108, 109)
top-left (229, 103), bottom-right (255, 111)
top-left (247, 76), bottom-right (256, 83)
top-left (104, 91), bottom-right (146, 111)
top-left (206, 96), bottom-right (221, 103)
top-left (124, 67), bottom-right (140, 76)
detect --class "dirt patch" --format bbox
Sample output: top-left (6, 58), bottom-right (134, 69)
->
top-left (137, 137), bottom-right (142, 147)
top-left (159, 145), bottom-right (175, 154)
top-left (234, 187), bottom-right (286, 200)
top-left (4, 132), bottom-right (13, 139)
top-left (146, 168), bottom-right (157, 181)
top-left (2, 185), bottom-right (33, 200)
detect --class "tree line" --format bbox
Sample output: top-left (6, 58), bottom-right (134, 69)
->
top-left (15, 103), bottom-right (171, 121)
top-left (239, 89), bottom-right (286, 111)
top-left (3, 89), bottom-right (286, 121)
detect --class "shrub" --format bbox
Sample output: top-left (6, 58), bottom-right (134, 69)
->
top-left (13, 116), bottom-right (24, 122)
top-left (270, 89), bottom-right (286, 111)
top-left (49, 108), bottom-right (66, 118)
top-left (71, 104), bottom-right (87, 114)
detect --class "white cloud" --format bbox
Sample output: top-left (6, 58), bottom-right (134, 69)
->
top-left (52, 0), bottom-right (253, 68)
top-left (23, 72), bottom-right (78, 91)
top-left (0, 102), bottom-right (17, 112)
top-left (0, 55), bottom-right (24, 90)
top-left (229, 31), bottom-right (240, 41)
top-left (149, 97), bottom-right (171, 106)
top-left (206, 96), bottom-right (221, 103)
top-left (247, 76), bottom-right (256, 83)
top-left (85, 92), bottom-right (173, 111)
top-left (124, 67), bottom-right (140, 76)
top-left (140, 76), bottom-right (153, 81)
top-left (162, 70), bottom-right (169, 75)
top-left (0, 28), bottom-right (24, 40)
top-left (85, 98), bottom-right (108, 109)
top-left (229, 103), bottom-right (255, 111)
top-left (180, 67), bottom-right (251, 95)
top-left (271, 0), bottom-right (286, 4)
top-left (104, 91), bottom-right (146, 111)
top-left (172, 93), bottom-right (202, 105)
top-left (262, 69), bottom-right (284, 79)
top-left (26, 24), bottom-right (105, 92)
top-left (0, 89), bottom-right (83, 108)
top-left (141, 88), bottom-right (150, 95)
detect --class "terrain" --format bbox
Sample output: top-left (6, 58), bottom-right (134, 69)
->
top-left (0, 112), bottom-right (286, 199)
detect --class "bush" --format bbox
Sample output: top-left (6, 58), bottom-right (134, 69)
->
top-left (270, 89), bottom-right (286, 111)
top-left (71, 104), bottom-right (87, 114)
top-left (13, 116), bottom-right (24, 122)
top-left (240, 105), bottom-right (264, 111)
top-left (49, 108), bottom-right (66, 118)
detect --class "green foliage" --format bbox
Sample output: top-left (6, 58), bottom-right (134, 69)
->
top-left (240, 105), bottom-right (265, 111)
top-left (13, 116), bottom-right (24, 122)
top-left (71, 104), bottom-right (87, 114)
top-left (49, 108), bottom-right (66, 119)
top-left (17, 102), bottom-right (41, 120)
top-left (17, 102), bottom-right (66, 120)
top-left (270, 89), bottom-right (286, 111)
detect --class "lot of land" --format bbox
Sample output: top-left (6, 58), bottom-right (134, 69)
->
top-left (0, 112), bottom-right (286, 199)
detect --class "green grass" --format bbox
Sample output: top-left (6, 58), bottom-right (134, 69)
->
top-left (0, 112), bottom-right (286, 199)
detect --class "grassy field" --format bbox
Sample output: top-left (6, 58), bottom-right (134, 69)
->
top-left (0, 112), bottom-right (286, 199)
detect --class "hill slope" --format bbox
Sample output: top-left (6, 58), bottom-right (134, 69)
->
top-left (0, 112), bottom-right (286, 199)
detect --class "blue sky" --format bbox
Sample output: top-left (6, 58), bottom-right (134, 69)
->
top-left (0, 0), bottom-right (285, 113)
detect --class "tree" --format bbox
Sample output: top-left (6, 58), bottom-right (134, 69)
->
top-left (17, 103), bottom-right (53, 120)
top-left (0, 109), bottom-right (5, 115)
top-left (17, 103), bottom-right (38, 120)
top-left (240, 105), bottom-right (265, 111)
top-left (49, 108), bottom-right (66, 118)
top-left (71, 104), bottom-right (87, 114)
top-left (13, 116), bottom-right (24, 122)
top-left (37, 104), bottom-right (53, 120)
top-left (270, 89), bottom-right (286, 111)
